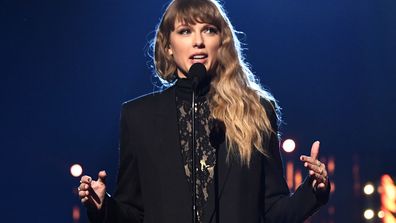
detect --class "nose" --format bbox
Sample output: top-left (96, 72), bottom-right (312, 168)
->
top-left (193, 33), bottom-right (204, 48)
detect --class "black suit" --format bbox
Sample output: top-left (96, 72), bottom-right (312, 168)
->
top-left (88, 86), bottom-right (329, 223)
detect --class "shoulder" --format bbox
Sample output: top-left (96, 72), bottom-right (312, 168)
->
top-left (121, 86), bottom-right (174, 113)
top-left (260, 97), bottom-right (276, 114)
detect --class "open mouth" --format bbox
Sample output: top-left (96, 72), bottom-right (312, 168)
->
top-left (189, 54), bottom-right (208, 60)
top-left (189, 54), bottom-right (208, 63)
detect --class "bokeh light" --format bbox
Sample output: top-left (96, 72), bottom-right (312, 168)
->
top-left (72, 206), bottom-right (80, 221)
top-left (378, 210), bottom-right (385, 218)
top-left (282, 139), bottom-right (296, 153)
top-left (70, 164), bottom-right (83, 177)
top-left (363, 209), bottom-right (374, 220)
top-left (364, 183), bottom-right (375, 195)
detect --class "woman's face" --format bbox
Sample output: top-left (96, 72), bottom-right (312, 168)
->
top-left (168, 19), bottom-right (221, 78)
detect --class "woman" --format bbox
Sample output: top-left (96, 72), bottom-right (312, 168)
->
top-left (78, 0), bottom-right (330, 222)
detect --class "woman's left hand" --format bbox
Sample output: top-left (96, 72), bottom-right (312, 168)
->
top-left (300, 141), bottom-right (329, 191)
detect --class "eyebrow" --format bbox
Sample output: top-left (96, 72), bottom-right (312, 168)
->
top-left (175, 22), bottom-right (217, 30)
top-left (174, 23), bottom-right (190, 29)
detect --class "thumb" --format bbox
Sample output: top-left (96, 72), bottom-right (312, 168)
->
top-left (310, 141), bottom-right (320, 160)
top-left (97, 170), bottom-right (107, 184)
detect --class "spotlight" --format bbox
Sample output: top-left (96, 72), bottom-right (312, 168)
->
top-left (282, 139), bottom-right (295, 153)
top-left (70, 164), bottom-right (83, 177)
top-left (363, 183), bottom-right (375, 195)
top-left (363, 209), bottom-right (374, 220)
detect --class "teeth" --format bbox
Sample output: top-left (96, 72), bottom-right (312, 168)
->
top-left (193, 55), bottom-right (206, 59)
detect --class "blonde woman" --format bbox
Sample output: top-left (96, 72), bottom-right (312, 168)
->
top-left (78, 0), bottom-right (330, 222)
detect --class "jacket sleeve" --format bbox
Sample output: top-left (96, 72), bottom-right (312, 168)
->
top-left (88, 103), bottom-right (144, 223)
top-left (261, 100), bottom-right (330, 223)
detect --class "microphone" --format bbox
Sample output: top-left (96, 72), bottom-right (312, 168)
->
top-left (187, 63), bottom-right (206, 91)
top-left (186, 63), bottom-right (206, 223)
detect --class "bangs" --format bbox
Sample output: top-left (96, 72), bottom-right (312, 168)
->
top-left (162, 0), bottom-right (224, 32)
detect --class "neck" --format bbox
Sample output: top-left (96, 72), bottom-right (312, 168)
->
top-left (175, 75), bottom-right (211, 102)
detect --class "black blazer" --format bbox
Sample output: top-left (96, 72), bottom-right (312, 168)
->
top-left (88, 86), bottom-right (329, 223)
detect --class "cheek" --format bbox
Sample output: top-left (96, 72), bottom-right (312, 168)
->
top-left (210, 46), bottom-right (221, 62)
top-left (209, 40), bottom-right (221, 59)
top-left (171, 43), bottom-right (189, 62)
top-left (172, 50), bottom-right (187, 66)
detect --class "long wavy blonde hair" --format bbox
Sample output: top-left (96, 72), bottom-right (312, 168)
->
top-left (152, 0), bottom-right (278, 165)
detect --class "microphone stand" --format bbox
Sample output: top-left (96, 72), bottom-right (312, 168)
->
top-left (191, 89), bottom-right (197, 223)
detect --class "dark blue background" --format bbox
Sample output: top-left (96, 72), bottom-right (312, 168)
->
top-left (1, 0), bottom-right (395, 222)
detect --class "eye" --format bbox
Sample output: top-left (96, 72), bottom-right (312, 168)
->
top-left (177, 28), bottom-right (191, 35)
top-left (204, 26), bottom-right (219, 35)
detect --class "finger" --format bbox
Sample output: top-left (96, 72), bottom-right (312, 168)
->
top-left (300, 155), bottom-right (314, 162)
top-left (300, 155), bottom-right (320, 164)
top-left (80, 175), bottom-right (92, 184)
top-left (81, 197), bottom-right (89, 204)
top-left (300, 156), bottom-right (323, 168)
top-left (78, 190), bottom-right (89, 198)
top-left (304, 162), bottom-right (323, 174)
top-left (310, 141), bottom-right (320, 160)
top-left (78, 183), bottom-right (90, 191)
top-left (311, 172), bottom-right (327, 184)
top-left (317, 183), bottom-right (326, 189)
top-left (312, 179), bottom-right (317, 188)
top-left (321, 167), bottom-right (328, 177)
top-left (97, 170), bottom-right (107, 184)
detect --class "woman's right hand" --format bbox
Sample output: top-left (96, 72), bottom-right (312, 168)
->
top-left (78, 170), bottom-right (107, 210)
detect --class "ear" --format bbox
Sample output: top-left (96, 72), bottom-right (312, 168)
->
top-left (167, 46), bottom-right (173, 55)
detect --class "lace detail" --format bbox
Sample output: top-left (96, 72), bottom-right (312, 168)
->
top-left (176, 97), bottom-right (216, 222)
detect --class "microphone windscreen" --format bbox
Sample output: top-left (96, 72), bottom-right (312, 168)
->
top-left (188, 63), bottom-right (206, 89)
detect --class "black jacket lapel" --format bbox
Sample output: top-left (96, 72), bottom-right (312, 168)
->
top-left (154, 86), bottom-right (192, 220)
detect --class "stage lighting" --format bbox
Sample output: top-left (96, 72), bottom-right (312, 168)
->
top-left (364, 183), bottom-right (375, 195)
top-left (70, 164), bottom-right (83, 177)
top-left (282, 139), bottom-right (295, 153)
top-left (72, 206), bottom-right (80, 221)
top-left (363, 209), bottom-right (374, 220)
top-left (378, 210), bottom-right (384, 218)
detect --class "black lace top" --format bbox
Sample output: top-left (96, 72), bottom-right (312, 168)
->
top-left (175, 78), bottom-right (216, 222)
